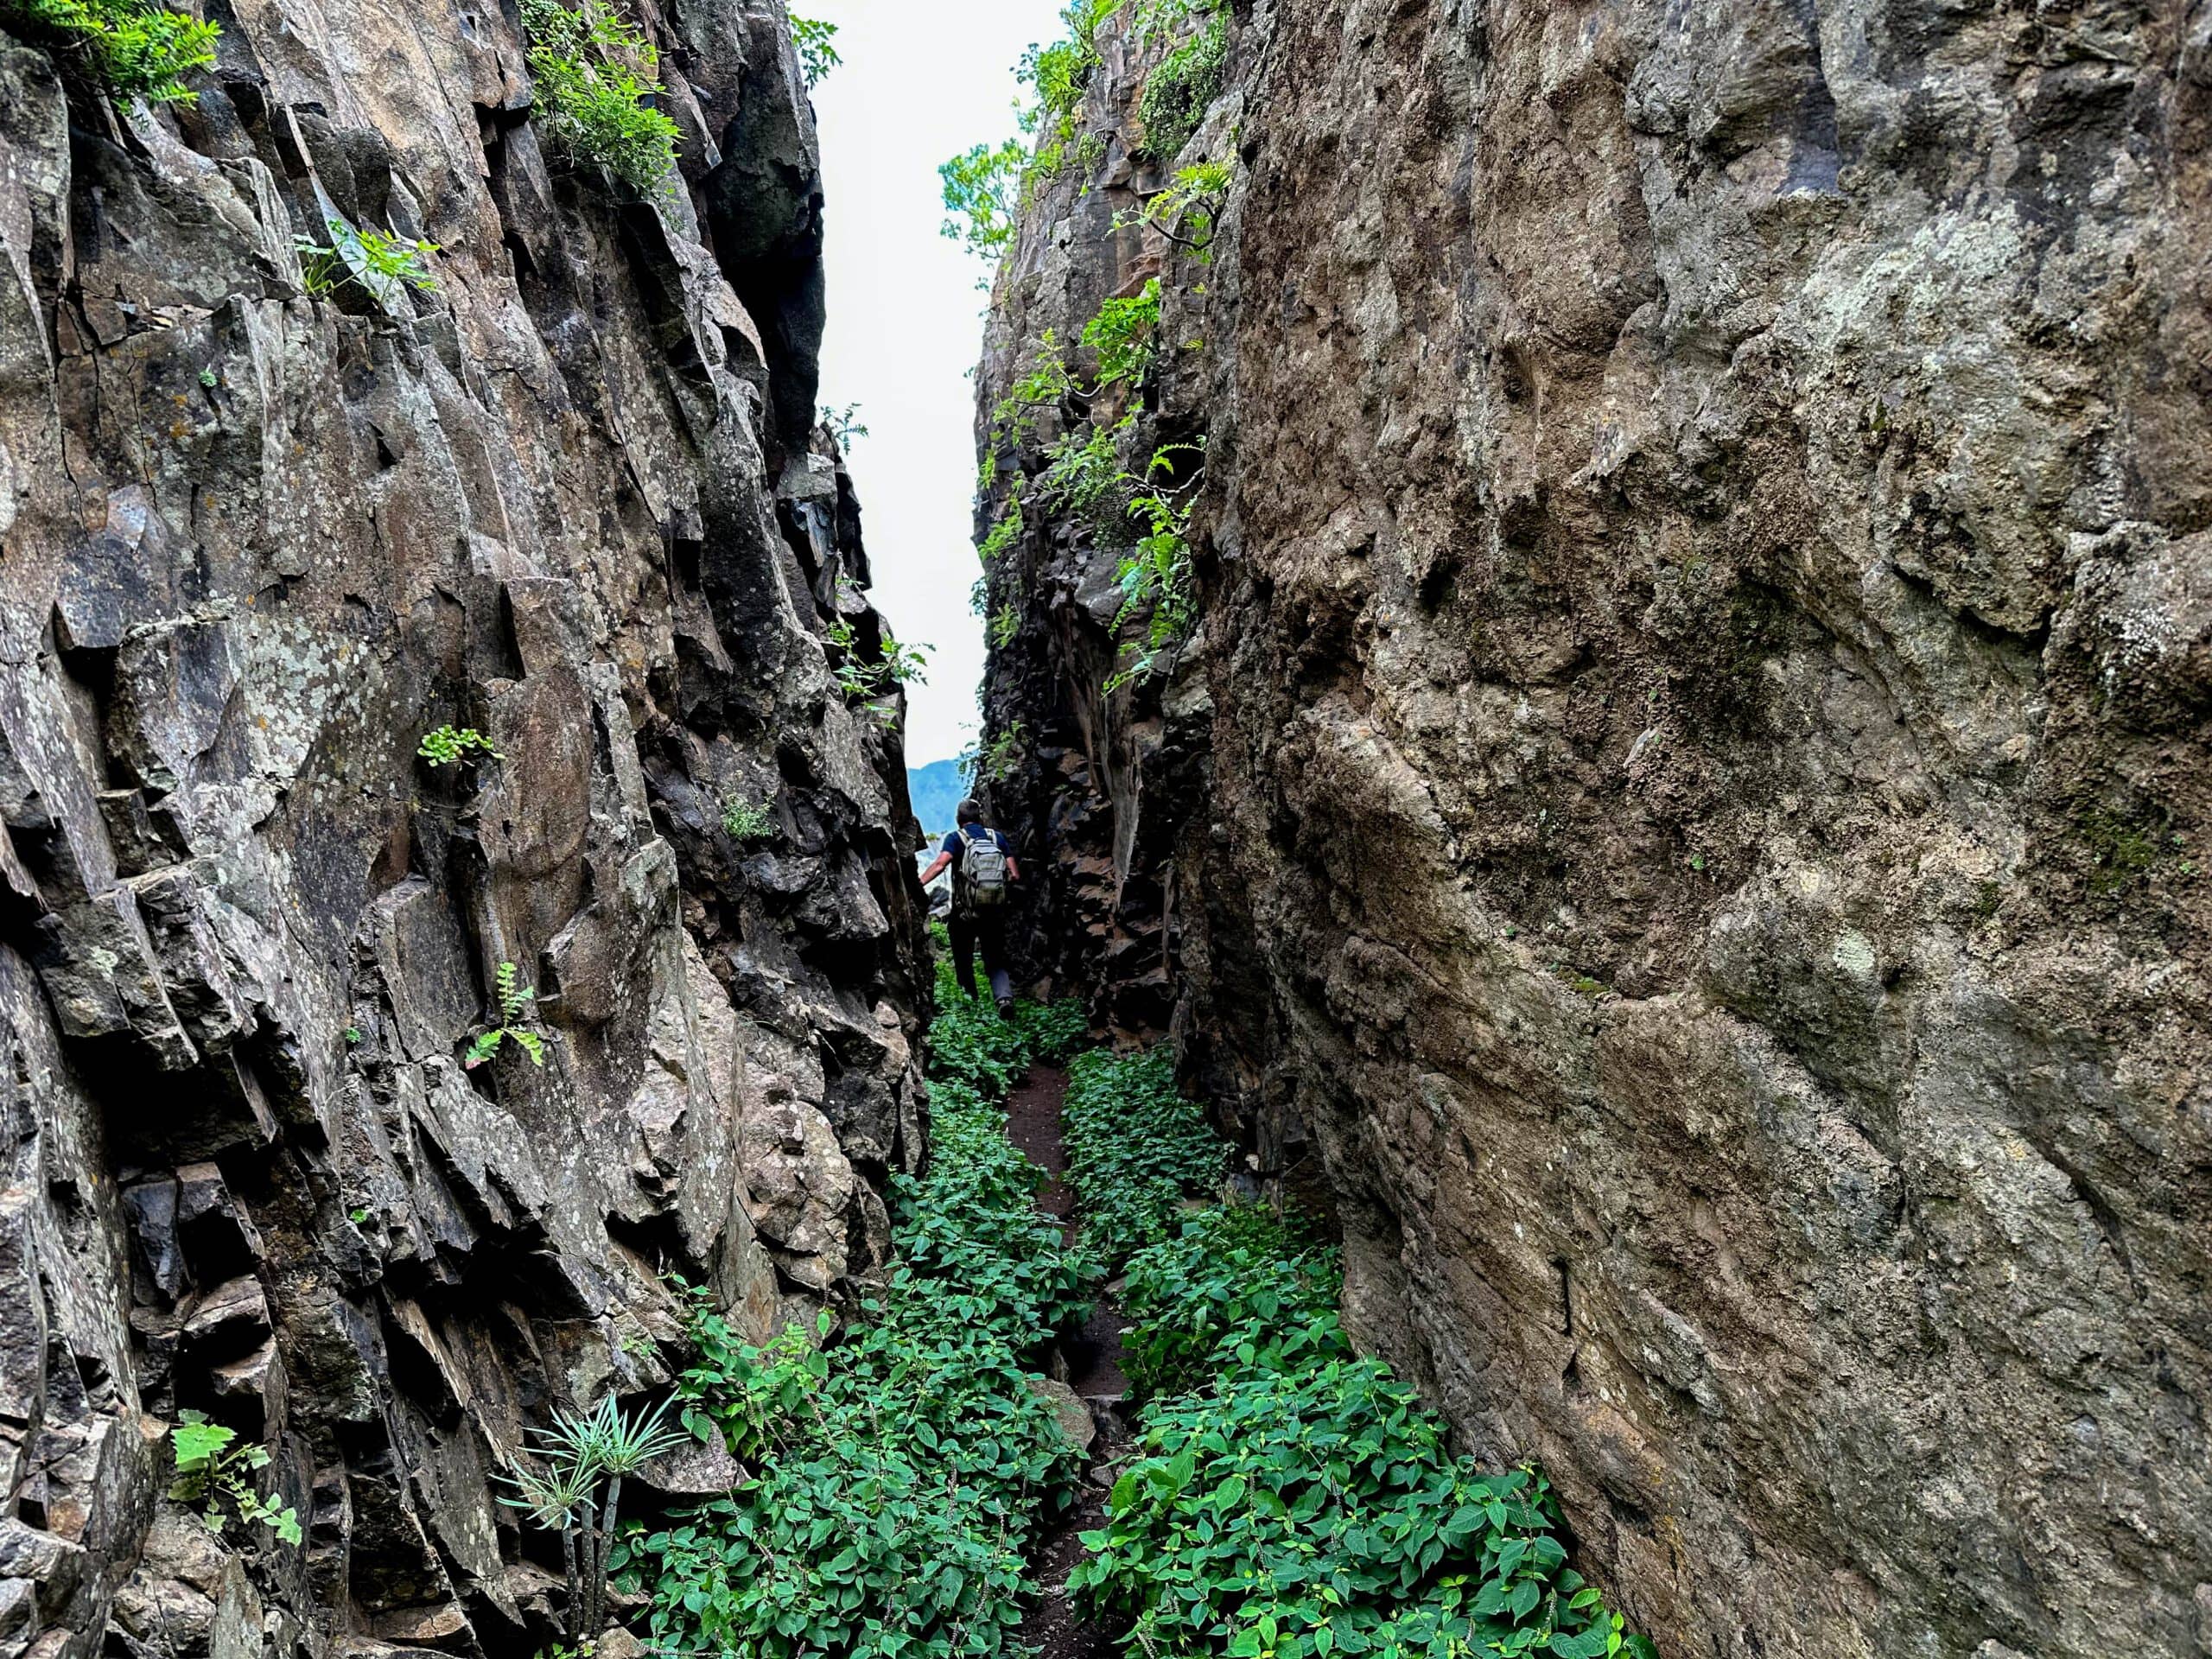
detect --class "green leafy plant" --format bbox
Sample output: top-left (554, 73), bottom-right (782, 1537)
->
top-left (1071, 1202), bottom-right (1656, 1659)
top-left (465, 960), bottom-right (547, 1069)
top-left (521, 0), bottom-right (682, 197)
top-left (1083, 278), bottom-right (1164, 390)
top-left (1105, 439), bottom-right (1205, 690)
top-left (820, 401), bottom-right (868, 445)
top-left (1061, 1047), bottom-right (1225, 1273)
top-left (167, 1411), bottom-right (302, 1546)
top-left (826, 614), bottom-right (931, 721)
top-left (939, 137), bottom-right (1027, 264)
top-left (978, 721), bottom-right (1029, 787)
top-left (989, 603), bottom-right (1021, 650)
top-left (719, 794), bottom-right (774, 843)
top-left (416, 725), bottom-right (504, 767)
top-left (1116, 157), bottom-right (1235, 259)
top-left (978, 483), bottom-right (1026, 563)
top-left (295, 217), bottom-right (440, 300)
top-left (626, 974), bottom-right (1098, 1658)
top-left (1136, 3), bottom-right (1228, 160)
top-left (3, 0), bottom-right (219, 104)
top-left (790, 11), bottom-right (838, 87)
top-left (503, 1396), bottom-right (684, 1646)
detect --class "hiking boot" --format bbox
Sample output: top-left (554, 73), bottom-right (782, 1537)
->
top-left (997, 998), bottom-right (1015, 1020)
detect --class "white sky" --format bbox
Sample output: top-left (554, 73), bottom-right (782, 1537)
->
top-left (806, 0), bottom-right (1063, 767)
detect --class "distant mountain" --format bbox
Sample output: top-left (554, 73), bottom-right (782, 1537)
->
top-left (908, 758), bottom-right (968, 841)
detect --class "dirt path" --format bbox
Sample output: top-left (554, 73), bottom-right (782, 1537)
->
top-left (1004, 1065), bottom-right (1129, 1659)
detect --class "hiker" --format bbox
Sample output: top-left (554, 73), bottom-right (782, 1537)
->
top-left (918, 799), bottom-right (1020, 1014)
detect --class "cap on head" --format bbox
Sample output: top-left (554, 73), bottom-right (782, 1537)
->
top-left (957, 798), bottom-right (983, 825)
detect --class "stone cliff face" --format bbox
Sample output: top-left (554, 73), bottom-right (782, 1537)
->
top-left (0, 3), bottom-right (928, 1654)
top-left (978, 3), bottom-right (2212, 1656)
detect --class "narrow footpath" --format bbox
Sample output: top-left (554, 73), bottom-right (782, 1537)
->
top-left (1003, 1064), bottom-right (1129, 1659)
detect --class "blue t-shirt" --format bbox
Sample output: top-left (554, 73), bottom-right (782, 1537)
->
top-left (942, 827), bottom-right (1011, 861)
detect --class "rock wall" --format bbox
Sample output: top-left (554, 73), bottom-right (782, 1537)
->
top-left (978, 3), bottom-right (2212, 1656)
top-left (0, 2), bottom-right (930, 1654)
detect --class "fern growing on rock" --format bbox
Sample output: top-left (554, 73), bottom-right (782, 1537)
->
top-left (3, 0), bottom-right (219, 105)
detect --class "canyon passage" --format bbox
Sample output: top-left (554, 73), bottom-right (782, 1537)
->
top-left (0, 3), bottom-right (2205, 1659)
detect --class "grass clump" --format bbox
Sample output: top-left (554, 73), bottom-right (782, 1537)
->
top-left (4, 0), bottom-right (218, 104)
top-left (622, 957), bottom-right (1096, 1657)
top-left (1062, 1046), bottom-right (1224, 1269)
top-left (521, 0), bottom-right (681, 197)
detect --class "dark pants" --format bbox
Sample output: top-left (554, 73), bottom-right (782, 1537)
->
top-left (949, 908), bottom-right (1013, 1007)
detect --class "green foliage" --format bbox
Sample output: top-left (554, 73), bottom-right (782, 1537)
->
top-left (1117, 157), bottom-right (1235, 260)
top-left (1038, 411), bottom-right (1136, 527)
top-left (502, 1396), bottom-right (685, 1644)
top-left (790, 11), bottom-right (838, 88)
top-left (521, 0), bottom-right (682, 197)
top-left (1061, 1047), bottom-right (1225, 1271)
top-left (167, 1411), bottom-right (302, 1546)
top-left (720, 795), bottom-right (774, 843)
top-left (826, 614), bottom-right (932, 723)
top-left (979, 491), bottom-right (1025, 563)
top-left (1117, 1204), bottom-right (1341, 1398)
top-left (466, 961), bottom-right (547, 1069)
top-left (928, 949), bottom-right (1033, 1096)
top-left (296, 218), bottom-right (440, 300)
top-left (627, 982), bottom-right (1097, 1658)
top-left (1083, 278), bottom-right (1163, 389)
top-left (989, 603), bottom-right (1021, 649)
top-left (4, 0), bottom-right (219, 104)
top-left (1137, 5), bottom-right (1228, 160)
top-left (417, 725), bottom-right (503, 767)
top-left (821, 401), bottom-right (868, 445)
top-left (1073, 1209), bottom-right (1656, 1659)
top-left (1014, 997), bottom-right (1091, 1064)
top-left (977, 721), bottom-right (1027, 787)
top-left (1106, 440), bottom-right (1205, 690)
top-left (940, 138), bottom-right (1027, 264)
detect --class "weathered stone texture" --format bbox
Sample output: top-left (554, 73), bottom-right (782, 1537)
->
top-left (981, 3), bottom-right (2212, 1656)
top-left (0, 2), bottom-right (927, 1653)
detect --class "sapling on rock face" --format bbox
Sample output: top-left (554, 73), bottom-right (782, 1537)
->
top-left (500, 1396), bottom-right (684, 1644)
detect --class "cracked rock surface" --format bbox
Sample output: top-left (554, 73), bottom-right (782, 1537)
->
top-left (976, 3), bottom-right (2211, 1656)
top-left (0, 2), bottom-right (927, 1653)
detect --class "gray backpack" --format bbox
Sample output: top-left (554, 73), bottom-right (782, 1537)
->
top-left (958, 826), bottom-right (1010, 911)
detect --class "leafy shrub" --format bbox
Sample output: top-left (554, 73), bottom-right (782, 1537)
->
top-left (1137, 6), bottom-right (1229, 160)
top-left (827, 610), bottom-right (932, 725)
top-left (1083, 277), bottom-right (1163, 389)
top-left (1062, 1047), bottom-right (1225, 1271)
top-left (940, 137), bottom-right (1027, 263)
top-left (1118, 1204), bottom-right (1342, 1395)
top-left (521, 0), bottom-right (681, 197)
top-left (167, 1412), bottom-right (301, 1544)
top-left (790, 11), bottom-right (837, 87)
top-left (626, 995), bottom-right (1094, 1657)
top-left (928, 950), bottom-right (1032, 1096)
top-left (296, 219), bottom-right (439, 300)
top-left (5, 0), bottom-right (218, 104)
top-left (1014, 995), bottom-right (1090, 1063)
top-left (1077, 1208), bottom-right (1656, 1659)
top-left (719, 795), bottom-right (774, 842)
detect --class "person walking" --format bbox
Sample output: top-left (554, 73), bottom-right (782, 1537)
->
top-left (918, 799), bottom-right (1020, 1015)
